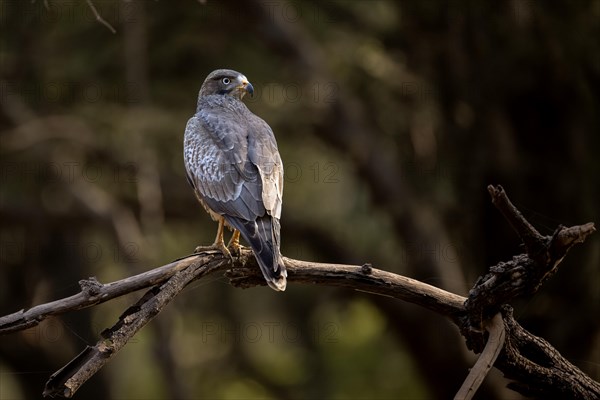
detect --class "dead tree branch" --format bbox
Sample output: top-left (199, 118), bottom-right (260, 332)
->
top-left (455, 313), bottom-right (506, 400)
top-left (0, 252), bottom-right (466, 336)
top-left (0, 253), bottom-right (210, 334)
top-left (0, 186), bottom-right (597, 399)
top-left (43, 256), bottom-right (229, 397)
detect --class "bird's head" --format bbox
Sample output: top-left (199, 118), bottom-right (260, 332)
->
top-left (199, 69), bottom-right (254, 100)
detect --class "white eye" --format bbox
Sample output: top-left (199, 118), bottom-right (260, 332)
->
top-left (222, 77), bottom-right (231, 85)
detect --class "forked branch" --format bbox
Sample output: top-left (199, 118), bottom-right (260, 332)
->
top-left (0, 186), bottom-right (597, 399)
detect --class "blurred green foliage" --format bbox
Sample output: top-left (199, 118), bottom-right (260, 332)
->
top-left (1, 1), bottom-right (599, 399)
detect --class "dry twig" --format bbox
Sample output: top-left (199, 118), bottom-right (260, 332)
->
top-left (85, 0), bottom-right (116, 34)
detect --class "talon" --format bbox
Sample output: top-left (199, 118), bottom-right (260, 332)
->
top-left (227, 230), bottom-right (242, 256)
top-left (193, 243), bottom-right (231, 259)
top-left (194, 217), bottom-right (233, 262)
top-left (222, 243), bottom-right (233, 261)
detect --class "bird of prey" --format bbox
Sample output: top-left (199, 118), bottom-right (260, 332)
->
top-left (183, 69), bottom-right (287, 291)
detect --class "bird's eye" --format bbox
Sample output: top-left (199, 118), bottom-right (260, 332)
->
top-left (222, 78), bottom-right (231, 85)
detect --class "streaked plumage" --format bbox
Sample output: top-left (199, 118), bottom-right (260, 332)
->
top-left (183, 69), bottom-right (286, 291)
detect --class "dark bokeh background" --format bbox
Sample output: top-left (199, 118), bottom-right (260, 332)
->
top-left (1, 1), bottom-right (598, 399)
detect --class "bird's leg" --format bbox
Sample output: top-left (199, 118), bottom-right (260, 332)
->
top-left (194, 217), bottom-right (232, 260)
top-left (227, 230), bottom-right (242, 256)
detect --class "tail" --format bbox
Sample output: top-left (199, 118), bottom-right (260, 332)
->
top-left (225, 215), bottom-right (287, 291)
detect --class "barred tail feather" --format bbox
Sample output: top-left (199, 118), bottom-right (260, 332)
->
top-left (226, 216), bottom-right (287, 291)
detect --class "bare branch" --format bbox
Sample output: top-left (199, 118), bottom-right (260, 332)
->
top-left (0, 186), bottom-right (596, 398)
top-left (455, 313), bottom-right (506, 400)
top-left (0, 251), bottom-right (466, 335)
top-left (464, 187), bottom-right (596, 331)
top-left (29, 251), bottom-right (467, 397)
top-left (487, 184), bottom-right (546, 256)
top-left (0, 252), bottom-right (213, 334)
top-left (500, 305), bottom-right (600, 399)
top-left (85, 0), bottom-right (116, 34)
top-left (43, 256), bottom-right (229, 398)
top-left (232, 256), bottom-right (467, 316)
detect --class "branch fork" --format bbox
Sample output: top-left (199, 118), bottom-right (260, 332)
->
top-left (456, 185), bottom-right (597, 399)
top-left (0, 185), bottom-right (596, 398)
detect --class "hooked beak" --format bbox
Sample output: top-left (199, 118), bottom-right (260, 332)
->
top-left (239, 79), bottom-right (254, 97)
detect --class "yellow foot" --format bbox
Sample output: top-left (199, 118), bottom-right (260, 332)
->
top-left (228, 242), bottom-right (243, 257)
top-left (227, 230), bottom-right (242, 256)
top-left (193, 242), bottom-right (232, 261)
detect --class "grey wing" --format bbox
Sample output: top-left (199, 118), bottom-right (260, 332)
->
top-left (183, 112), bottom-right (265, 221)
top-left (247, 115), bottom-right (284, 219)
